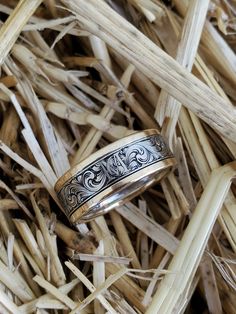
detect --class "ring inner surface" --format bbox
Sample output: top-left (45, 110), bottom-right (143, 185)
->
top-left (78, 167), bottom-right (169, 222)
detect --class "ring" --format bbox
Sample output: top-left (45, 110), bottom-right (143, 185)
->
top-left (55, 129), bottom-right (175, 223)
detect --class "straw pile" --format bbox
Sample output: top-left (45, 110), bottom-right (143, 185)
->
top-left (0, 0), bottom-right (236, 313)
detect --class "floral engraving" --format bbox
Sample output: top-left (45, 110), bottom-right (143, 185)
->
top-left (57, 134), bottom-right (173, 217)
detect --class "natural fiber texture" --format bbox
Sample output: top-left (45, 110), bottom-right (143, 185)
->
top-left (0, 1), bottom-right (236, 313)
top-left (63, 0), bottom-right (236, 143)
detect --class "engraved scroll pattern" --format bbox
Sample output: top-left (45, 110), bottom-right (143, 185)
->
top-left (57, 134), bottom-right (173, 217)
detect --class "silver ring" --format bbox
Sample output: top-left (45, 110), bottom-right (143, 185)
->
top-left (55, 130), bottom-right (175, 223)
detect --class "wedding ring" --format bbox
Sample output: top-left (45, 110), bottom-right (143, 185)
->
top-left (55, 129), bottom-right (175, 223)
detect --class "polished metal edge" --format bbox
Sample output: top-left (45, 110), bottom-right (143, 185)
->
top-left (57, 134), bottom-right (173, 218)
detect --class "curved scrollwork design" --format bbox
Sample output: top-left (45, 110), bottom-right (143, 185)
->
top-left (57, 134), bottom-right (173, 218)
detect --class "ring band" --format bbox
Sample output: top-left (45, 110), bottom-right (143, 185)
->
top-left (55, 129), bottom-right (175, 223)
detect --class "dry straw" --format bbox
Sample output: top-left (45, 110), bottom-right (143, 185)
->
top-left (0, 0), bottom-right (235, 313)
